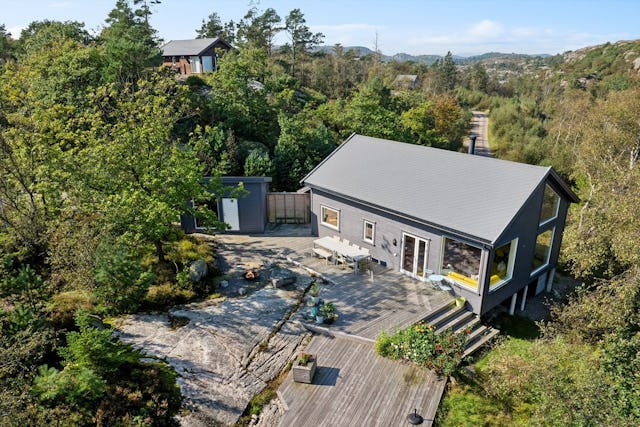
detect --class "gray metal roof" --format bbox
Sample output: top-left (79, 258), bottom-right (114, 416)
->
top-left (303, 134), bottom-right (560, 243)
top-left (161, 38), bottom-right (225, 56)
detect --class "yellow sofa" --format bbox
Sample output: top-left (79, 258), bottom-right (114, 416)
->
top-left (447, 272), bottom-right (503, 288)
top-left (447, 271), bottom-right (478, 288)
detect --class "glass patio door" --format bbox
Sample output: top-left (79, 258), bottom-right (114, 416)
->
top-left (401, 233), bottom-right (429, 279)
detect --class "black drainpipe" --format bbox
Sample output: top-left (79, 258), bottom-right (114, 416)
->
top-left (468, 135), bottom-right (477, 155)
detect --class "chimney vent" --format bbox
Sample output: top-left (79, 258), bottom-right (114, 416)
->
top-left (468, 135), bottom-right (477, 155)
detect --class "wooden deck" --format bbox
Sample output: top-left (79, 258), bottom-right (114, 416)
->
top-left (214, 230), bottom-right (454, 426)
top-left (288, 251), bottom-right (452, 340)
top-left (278, 335), bottom-right (446, 427)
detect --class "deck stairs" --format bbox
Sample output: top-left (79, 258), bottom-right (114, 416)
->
top-left (422, 301), bottom-right (500, 358)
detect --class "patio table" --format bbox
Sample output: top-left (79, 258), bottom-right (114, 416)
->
top-left (313, 236), bottom-right (370, 273)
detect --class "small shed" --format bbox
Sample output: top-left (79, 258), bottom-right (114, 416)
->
top-left (161, 37), bottom-right (232, 75)
top-left (182, 176), bottom-right (271, 234)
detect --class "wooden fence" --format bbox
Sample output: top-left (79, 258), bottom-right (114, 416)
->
top-left (267, 192), bottom-right (310, 224)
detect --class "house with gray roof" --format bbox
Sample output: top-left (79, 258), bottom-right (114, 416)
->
top-left (161, 38), bottom-right (232, 76)
top-left (302, 134), bottom-right (578, 315)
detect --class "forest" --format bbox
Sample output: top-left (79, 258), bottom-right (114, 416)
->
top-left (0, 0), bottom-right (638, 425)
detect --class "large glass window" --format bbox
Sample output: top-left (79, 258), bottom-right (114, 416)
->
top-left (532, 229), bottom-right (554, 273)
top-left (441, 238), bottom-right (482, 288)
top-left (540, 184), bottom-right (560, 225)
top-left (320, 206), bottom-right (339, 230)
top-left (490, 239), bottom-right (518, 290)
top-left (363, 220), bottom-right (375, 244)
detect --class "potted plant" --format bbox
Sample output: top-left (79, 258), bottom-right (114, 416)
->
top-left (292, 351), bottom-right (317, 383)
top-left (309, 281), bottom-right (320, 305)
top-left (455, 296), bottom-right (466, 308)
top-left (319, 301), bottom-right (337, 324)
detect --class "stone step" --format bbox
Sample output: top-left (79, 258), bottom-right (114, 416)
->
top-left (463, 327), bottom-right (500, 357)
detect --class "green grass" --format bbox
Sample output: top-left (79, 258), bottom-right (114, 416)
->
top-left (437, 383), bottom-right (510, 427)
top-left (437, 314), bottom-right (539, 426)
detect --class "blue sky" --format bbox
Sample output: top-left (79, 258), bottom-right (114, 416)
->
top-left (1, 0), bottom-right (639, 56)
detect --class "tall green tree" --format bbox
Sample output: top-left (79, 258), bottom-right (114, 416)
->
top-left (283, 8), bottom-right (324, 81)
top-left (562, 88), bottom-right (640, 278)
top-left (207, 48), bottom-right (279, 147)
top-left (100, 0), bottom-right (161, 84)
top-left (196, 12), bottom-right (223, 38)
top-left (236, 7), bottom-right (282, 55)
top-left (274, 110), bottom-right (335, 190)
top-left (436, 51), bottom-right (458, 92)
top-left (0, 24), bottom-right (15, 64)
top-left (69, 75), bottom-right (225, 262)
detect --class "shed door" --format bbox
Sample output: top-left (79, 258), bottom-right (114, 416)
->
top-left (222, 198), bottom-right (240, 231)
top-left (190, 56), bottom-right (201, 73)
top-left (201, 56), bottom-right (213, 72)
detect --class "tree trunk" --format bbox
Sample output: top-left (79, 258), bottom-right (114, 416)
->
top-left (155, 240), bottom-right (165, 263)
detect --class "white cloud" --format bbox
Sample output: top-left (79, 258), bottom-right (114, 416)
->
top-left (7, 25), bottom-right (25, 38)
top-left (466, 20), bottom-right (505, 38)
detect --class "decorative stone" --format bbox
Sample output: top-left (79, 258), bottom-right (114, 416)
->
top-left (238, 287), bottom-right (246, 296)
top-left (189, 259), bottom-right (208, 281)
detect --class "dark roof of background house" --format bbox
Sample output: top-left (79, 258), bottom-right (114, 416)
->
top-left (161, 38), bottom-right (230, 56)
top-left (303, 134), bottom-right (577, 243)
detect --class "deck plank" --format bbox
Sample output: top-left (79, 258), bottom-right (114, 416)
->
top-left (279, 335), bottom-right (444, 427)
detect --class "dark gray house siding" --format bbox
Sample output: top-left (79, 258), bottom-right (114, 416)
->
top-left (303, 134), bottom-right (578, 316)
top-left (312, 175), bottom-right (571, 315)
top-left (478, 177), bottom-right (571, 315)
top-left (182, 176), bottom-right (271, 234)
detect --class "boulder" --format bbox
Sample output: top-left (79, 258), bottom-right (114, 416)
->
top-left (270, 267), bottom-right (297, 288)
top-left (189, 259), bottom-right (208, 282)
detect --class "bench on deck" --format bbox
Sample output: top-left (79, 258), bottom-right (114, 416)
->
top-left (312, 247), bottom-right (333, 264)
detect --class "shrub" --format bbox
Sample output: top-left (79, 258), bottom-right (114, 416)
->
top-left (165, 237), bottom-right (215, 267)
top-left (374, 331), bottom-right (396, 358)
top-left (375, 322), bottom-right (469, 375)
top-left (93, 242), bottom-right (155, 314)
top-left (143, 283), bottom-right (195, 310)
top-left (47, 290), bottom-right (96, 329)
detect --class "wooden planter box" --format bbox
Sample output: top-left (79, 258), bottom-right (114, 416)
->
top-left (292, 355), bottom-right (317, 384)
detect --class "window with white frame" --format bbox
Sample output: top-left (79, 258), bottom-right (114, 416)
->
top-left (540, 184), bottom-right (560, 225)
top-left (320, 205), bottom-right (340, 230)
top-left (489, 238), bottom-right (518, 291)
top-left (363, 220), bottom-right (375, 244)
top-left (531, 228), bottom-right (554, 274)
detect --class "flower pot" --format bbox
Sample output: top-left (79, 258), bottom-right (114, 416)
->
top-left (455, 296), bottom-right (466, 308)
top-left (293, 355), bottom-right (317, 383)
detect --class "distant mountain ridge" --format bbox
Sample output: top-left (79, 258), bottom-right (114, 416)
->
top-left (312, 45), bottom-right (550, 65)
